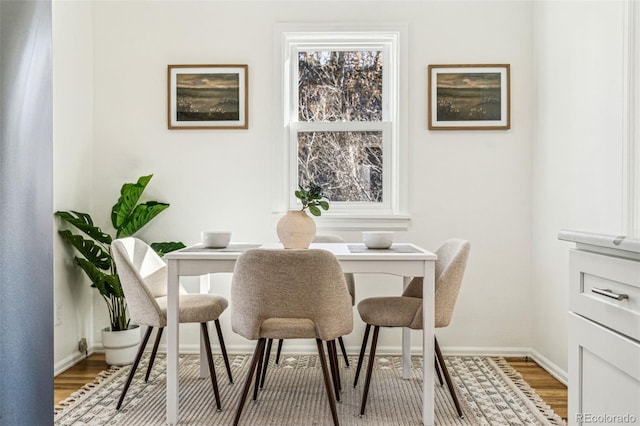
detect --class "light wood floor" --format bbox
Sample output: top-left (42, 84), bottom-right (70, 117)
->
top-left (55, 354), bottom-right (567, 421)
top-left (504, 357), bottom-right (567, 420)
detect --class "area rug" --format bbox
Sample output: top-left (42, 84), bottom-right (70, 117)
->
top-left (54, 354), bottom-right (565, 426)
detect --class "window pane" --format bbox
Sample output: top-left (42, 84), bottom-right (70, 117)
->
top-left (298, 51), bottom-right (383, 122)
top-left (298, 131), bottom-right (382, 202)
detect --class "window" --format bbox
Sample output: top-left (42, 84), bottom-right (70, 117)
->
top-left (276, 25), bottom-right (409, 229)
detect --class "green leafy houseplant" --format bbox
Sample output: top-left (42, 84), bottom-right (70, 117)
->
top-left (55, 174), bottom-right (185, 331)
top-left (295, 182), bottom-right (330, 216)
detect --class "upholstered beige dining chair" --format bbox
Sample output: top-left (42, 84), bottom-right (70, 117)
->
top-left (353, 238), bottom-right (470, 418)
top-left (230, 248), bottom-right (353, 426)
top-left (270, 234), bottom-right (355, 369)
top-left (111, 237), bottom-right (233, 411)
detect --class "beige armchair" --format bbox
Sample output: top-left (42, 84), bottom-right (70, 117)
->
top-left (353, 238), bottom-right (470, 417)
top-left (111, 237), bottom-right (233, 411)
top-left (230, 248), bottom-right (353, 426)
top-left (271, 234), bottom-right (355, 369)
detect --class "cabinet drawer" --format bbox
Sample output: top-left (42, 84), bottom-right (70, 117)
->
top-left (569, 249), bottom-right (640, 341)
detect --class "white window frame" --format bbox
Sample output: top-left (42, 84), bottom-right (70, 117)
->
top-left (274, 24), bottom-right (409, 230)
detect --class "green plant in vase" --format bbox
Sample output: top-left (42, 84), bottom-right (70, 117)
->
top-left (295, 182), bottom-right (330, 216)
top-left (55, 174), bottom-right (185, 332)
top-left (277, 182), bottom-right (330, 249)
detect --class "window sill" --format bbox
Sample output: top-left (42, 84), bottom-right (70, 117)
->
top-left (272, 212), bottom-right (411, 231)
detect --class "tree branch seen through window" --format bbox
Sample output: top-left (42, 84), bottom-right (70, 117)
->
top-left (297, 51), bottom-right (384, 203)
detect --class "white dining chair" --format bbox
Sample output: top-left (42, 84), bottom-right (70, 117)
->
top-left (111, 237), bottom-right (233, 411)
top-left (353, 238), bottom-right (471, 417)
top-left (230, 248), bottom-right (353, 425)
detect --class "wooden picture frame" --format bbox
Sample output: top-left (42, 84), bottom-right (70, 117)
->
top-left (428, 64), bottom-right (510, 130)
top-left (168, 64), bottom-right (248, 129)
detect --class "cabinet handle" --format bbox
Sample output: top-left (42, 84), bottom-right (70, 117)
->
top-left (591, 287), bottom-right (629, 301)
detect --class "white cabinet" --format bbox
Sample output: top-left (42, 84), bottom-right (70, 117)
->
top-left (568, 313), bottom-right (640, 425)
top-left (559, 230), bottom-right (640, 426)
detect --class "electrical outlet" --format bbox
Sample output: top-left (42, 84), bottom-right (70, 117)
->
top-left (55, 304), bottom-right (62, 326)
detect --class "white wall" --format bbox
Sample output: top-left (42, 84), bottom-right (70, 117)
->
top-left (81, 0), bottom-right (536, 355)
top-left (531, 1), bottom-right (625, 376)
top-left (53, 0), bottom-right (535, 367)
top-left (52, 0), bottom-right (95, 373)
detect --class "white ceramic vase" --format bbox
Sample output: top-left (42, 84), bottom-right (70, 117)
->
top-left (276, 210), bottom-right (316, 249)
top-left (101, 324), bottom-right (141, 366)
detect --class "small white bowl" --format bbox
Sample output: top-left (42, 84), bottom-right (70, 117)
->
top-left (201, 231), bottom-right (232, 248)
top-left (363, 231), bottom-right (394, 249)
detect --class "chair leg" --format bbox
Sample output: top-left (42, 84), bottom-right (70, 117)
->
top-left (435, 356), bottom-right (444, 386)
top-left (252, 337), bottom-right (266, 401)
top-left (435, 337), bottom-right (464, 418)
top-left (259, 338), bottom-right (273, 389)
top-left (214, 319), bottom-right (234, 384)
top-left (326, 340), bottom-right (341, 402)
top-left (116, 325), bottom-right (153, 410)
top-left (233, 338), bottom-right (265, 426)
top-left (331, 341), bottom-right (342, 392)
top-left (332, 340), bottom-right (342, 392)
top-left (359, 325), bottom-right (380, 417)
top-left (145, 327), bottom-right (163, 382)
top-left (201, 323), bottom-right (222, 411)
top-left (353, 324), bottom-right (371, 387)
top-left (316, 339), bottom-right (340, 426)
top-left (275, 339), bottom-right (283, 364)
top-left (337, 336), bottom-right (349, 367)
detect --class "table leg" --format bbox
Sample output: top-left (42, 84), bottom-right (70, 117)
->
top-left (199, 275), bottom-right (210, 378)
top-left (166, 260), bottom-right (180, 425)
top-left (402, 276), bottom-right (412, 380)
top-left (422, 260), bottom-right (435, 426)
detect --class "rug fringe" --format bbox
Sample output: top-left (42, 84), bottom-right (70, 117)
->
top-left (54, 365), bottom-right (123, 415)
top-left (491, 357), bottom-right (566, 426)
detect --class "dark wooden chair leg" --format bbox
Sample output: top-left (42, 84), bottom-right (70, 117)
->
top-left (353, 324), bottom-right (371, 387)
top-left (201, 323), bottom-right (222, 411)
top-left (144, 327), bottom-right (163, 382)
top-left (337, 336), bottom-right (349, 367)
top-left (316, 339), bottom-right (340, 426)
top-left (435, 337), bottom-right (464, 418)
top-left (252, 338), bottom-right (266, 401)
top-left (326, 340), bottom-right (341, 402)
top-left (359, 325), bottom-right (380, 417)
top-left (233, 338), bottom-right (265, 426)
top-left (275, 339), bottom-right (283, 364)
top-left (435, 356), bottom-right (444, 386)
top-left (331, 341), bottom-right (342, 391)
top-left (116, 325), bottom-right (153, 410)
top-left (259, 338), bottom-right (273, 389)
top-left (214, 319), bottom-right (233, 384)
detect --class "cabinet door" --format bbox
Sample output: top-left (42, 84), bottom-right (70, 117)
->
top-left (568, 312), bottom-right (640, 425)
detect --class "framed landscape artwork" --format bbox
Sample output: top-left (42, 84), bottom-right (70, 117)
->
top-left (168, 64), bottom-right (248, 129)
top-left (428, 64), bottom-right (510, 130)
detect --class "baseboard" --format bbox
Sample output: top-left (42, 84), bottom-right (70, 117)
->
top-left (441, 345), bottom-right (531, 357)
top-left (92, 343), bottom-right (324, 356)
top-left (89, 342), bottom-right (568, 385)
top-left (54, 350), bottom-right (92, 376)
top-left (528, 348), bottom-right (568, 386)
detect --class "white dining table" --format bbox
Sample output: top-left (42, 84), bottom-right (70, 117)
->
top-left (164, 242), bottom-right (437, 425)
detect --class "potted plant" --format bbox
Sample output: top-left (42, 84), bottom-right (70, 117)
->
top-left (277, 182), bottom-right (330, 249)
top-left (55, 174), bottom-right (184, 365)
top-left (295, 182), bottom-right (330, 217)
